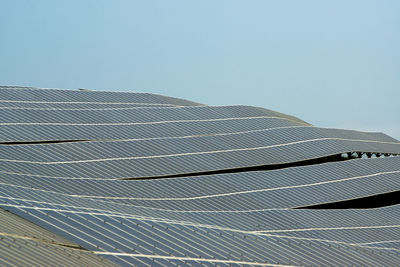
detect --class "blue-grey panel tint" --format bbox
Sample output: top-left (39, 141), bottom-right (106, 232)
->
top-left (1, 157), bottom-right (399, 211)
top-left (0, 86), bottom-right (202, 106)
top-left (1, 194), bottom-right (400, 266)
top-left (2, 85), bottom-right (400, 266)
top-left (0, 105), bottom-right (308, 125)
top-left (0, 127), bottom-right (398, 179)
top-left (0, 117), bottom-right (304, 143)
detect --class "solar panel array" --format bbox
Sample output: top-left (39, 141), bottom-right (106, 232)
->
top-left (1, 86), bottom-right (400, 266)
top-left (0, 207), bottom-right (117, 266)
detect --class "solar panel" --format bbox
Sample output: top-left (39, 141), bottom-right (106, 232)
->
top-left (1, 157), bottom-right (399, 211)
top-left (1, 86), bottom-right (400, 266)
top-left (0, 104), bottom-right (308, 125)
top-left (0, 102), bottom-right (311, 143)
top-left (0, 86), bottom-right (203, 106)
top-left (0, 126), bottom-right (398, 179)
top-left (0, 117), bottom-right (302, 143)
top-left (0, 102), bottom-right (181, 109)
top-left (1, 193), bottom-right (400, 266)
top-left (0, 208), bottom-right (117, 266)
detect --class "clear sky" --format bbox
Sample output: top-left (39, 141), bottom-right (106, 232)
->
top-left (1, 0), bottom-right (399, 139)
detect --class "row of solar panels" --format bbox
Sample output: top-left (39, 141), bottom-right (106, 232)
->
top-left (0, 105), bottom-right (309, 143)
top-left (0, 105), bottom-right (301, 124)
top-left (0, 86), bottom-right (303, 127)
top-left (1, 155), bottom-right (396, 199)
top-left (2, 126), bottom-right (397, 161)
top-left (0, 126), bottom-right (399, 179)
top-left (0, 117), bottom-right (303, 143)
top-left (1, 157), bottom-right (399, 211)
top-left (0, 86), bottom-right (202, 106)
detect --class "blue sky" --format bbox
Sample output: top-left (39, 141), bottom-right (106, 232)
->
top-left (1, 0), bottom-right (399, 139)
